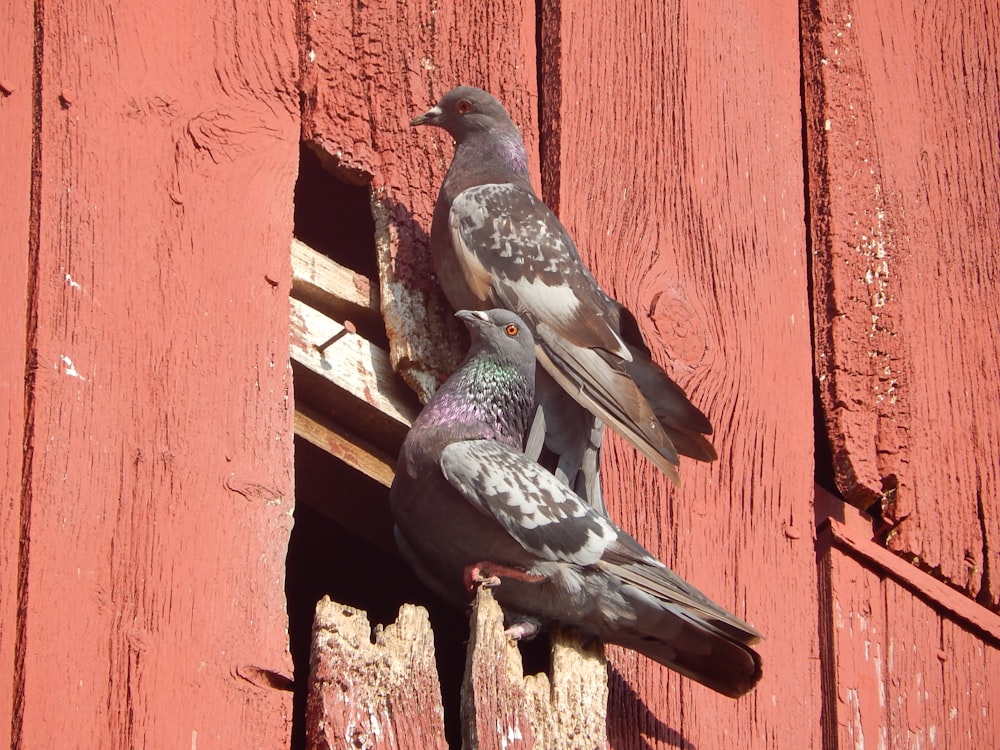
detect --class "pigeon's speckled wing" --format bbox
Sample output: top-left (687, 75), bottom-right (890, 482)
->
top-left (450, 183), bottom-right (687, 483)
top-left (439, 438), bottom-right (618, 566)
top-left (449, 184), bottom-right (629, 358)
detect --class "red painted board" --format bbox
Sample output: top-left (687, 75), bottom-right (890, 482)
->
top-left (541, 1), bottom-right (820, 746)
top-left (819, 519), bottom-right (1000, 748)
top-left (13, 0), bottom-right (299, 745)
top-left (0, 2), bottom-right (35, 744)
top-left (802, 0), bottom-right (1000, 603)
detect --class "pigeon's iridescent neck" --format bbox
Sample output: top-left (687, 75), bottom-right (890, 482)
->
top-left (492, 129), bottom-right (529, 178)
top-left (450, 126), bottom-right (530, 187)
top-left (414, 357), bottom-right (533, 451)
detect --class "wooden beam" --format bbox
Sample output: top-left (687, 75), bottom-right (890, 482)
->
top-left (290, 238), bottom-right (385, 346)
top-left (290, 297), bottom-right (418, 452)
top-left (821, 517), bottom-right (1000, 645)
top-left (294, 406), bottom-right (396, 488)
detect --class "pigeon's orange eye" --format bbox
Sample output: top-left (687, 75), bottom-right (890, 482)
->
top-left (456, 99), bottom-right (473, 114)
top-left (504, 323), bottom-right (519, 337)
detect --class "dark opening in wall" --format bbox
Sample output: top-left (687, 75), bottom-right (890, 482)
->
top-left (293, 142), bottom-right (378, 279)
top-left (286, 438), bottom-right (471, 749)
top-left (287, 141), bottom-right (505, 748)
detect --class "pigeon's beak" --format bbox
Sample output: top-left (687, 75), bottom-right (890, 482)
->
top-left (455, 309), bottom-right (488, 325)
top-left (410, 104), bottom-right (442, 127)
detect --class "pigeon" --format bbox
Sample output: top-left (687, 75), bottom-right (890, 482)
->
top-left (411, 86), bottom-right (718, 512)
top-left (390, 308), bottom-right (762, 698)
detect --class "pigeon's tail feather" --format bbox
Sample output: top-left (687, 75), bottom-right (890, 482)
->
top-left (610, 620), bottom-right (762, 699)
top-left (612, 302), bottom-right (717, 462)
top-left (623, 347), bottom-right (718, 462)
top-left (598, 548), bottom-right (762, 697)
top-left (535, 336), bottom-right (684, 486)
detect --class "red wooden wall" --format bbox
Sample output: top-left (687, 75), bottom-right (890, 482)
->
top-left (2, 0), bottom-right (998, 748)
top-left (2, 1), bottom-right (300, 747)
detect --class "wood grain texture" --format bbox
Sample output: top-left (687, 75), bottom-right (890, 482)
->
top-left (802, 0), bottom-right (1000, 602)
top-left (291, 238), bottom-right (384, 345)
top-left (300, 0), bottom-right (540, 402)
top-left (523, 628), bottom-right (608, 750)
top-left (461, 589), bottom-right (609, 750)
top-left (290, 298), bottom-right (419, 435)
top-left (462, 589), bottom-right (537, 750)
top-left (818, 519), bottom-right (1000, 747)
top-left (14, 0), bottom-right (299, 745)
top-left (0, 2), bottom-right (35, 745)
top-left (541, 1), bottom-right (819, 746)
top-left (306, 597), bottom-right (448, 750)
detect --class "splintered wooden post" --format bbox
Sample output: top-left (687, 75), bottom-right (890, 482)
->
top-left (524, 628), bottom-right (608, 750)
top-left (462, 588), bottom-right (608, 750)
top-left (306, 596), bottom-right (447, 750)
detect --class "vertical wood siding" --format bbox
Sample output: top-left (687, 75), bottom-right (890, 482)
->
top-left (802, 0), bottom-right (1000, 604)
top-left (3, 0), bottom-right (301, 746)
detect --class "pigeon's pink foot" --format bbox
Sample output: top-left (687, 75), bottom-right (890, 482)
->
top-left (463, 561), bottom-right (545, 592)
top-left (503, 620), bottom-right (541, 641)
top-left (464, 565), bottom-right (502, 591)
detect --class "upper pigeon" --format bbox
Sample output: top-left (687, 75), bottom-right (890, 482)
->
top-left (411, 86), bottom-right (717, 512)
top-left (390, 308), bottom-right (762, 698)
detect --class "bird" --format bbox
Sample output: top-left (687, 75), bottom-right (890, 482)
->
top-left (390, 308), bottom-right (762, 698)
top-left (410, 85), bottom-right (717, 513)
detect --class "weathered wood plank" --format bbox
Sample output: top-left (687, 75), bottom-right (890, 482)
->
top-left (299, 0), bottom-right (539, 403)
top-left (541, 1), bottom-right (819, 746)
top-left (941, 617), bottom-right (1000, 746)
top-left (290, 297), bottom-right (419, 445)
top-left (819, 516), bottom-right (1000, 747)
top-left (827, 517), bottom-right (1000, 643)
top-left (0, 2), bottom-right (35, 743)
top-left (294, 406), bottom-right (396, 488)
top-left (818, 532), bottom-right (887, 749)
top-left (306, 597), bottom-right (448, 750)
top-left (462, 588), bottom-right (608, 750)
top-left (802, 0), bottom-right (1000, 603)
top-left (462, 589), bottom-right (537, 750)
top-left (523, 628), bottom-right (608, 750)
top-left (291, 238), bottom-right (384, 345)
top-left (15, 0), bottom-right (299, 744)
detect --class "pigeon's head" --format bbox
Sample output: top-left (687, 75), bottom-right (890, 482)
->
top-left (410, 86), bottom-right (516, 140)
top-left (455, 308), bottom-right (535, 368)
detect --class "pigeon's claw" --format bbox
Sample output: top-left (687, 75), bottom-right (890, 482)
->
top-left (463, 561), bottom-right (545, 592)
top-left (464, 564), bottom-right (502, 591)
top-left (503, 619), bottom-right (541, 641)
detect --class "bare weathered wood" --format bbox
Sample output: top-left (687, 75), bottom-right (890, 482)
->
top-left (540, 1), bottom-right (818, 746)
top-left (291, 238), bottom-right (385, 345)
top-left (802, 0), bottom-right (1000, 603)
top-left (307, 596), bottom-right (448, 750)
top-left (11, 0), bottom-right (299, 744)
top-left (290, 297), bottom-right (419, 448)
top-left (294, 406), bottom-right (396, 488)
top-left (462, 588), bottom-right (608, 750)
top-left (462, 590), bottom-right (536, 750)
top-left (523, 629), bottom-right (608, 750)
